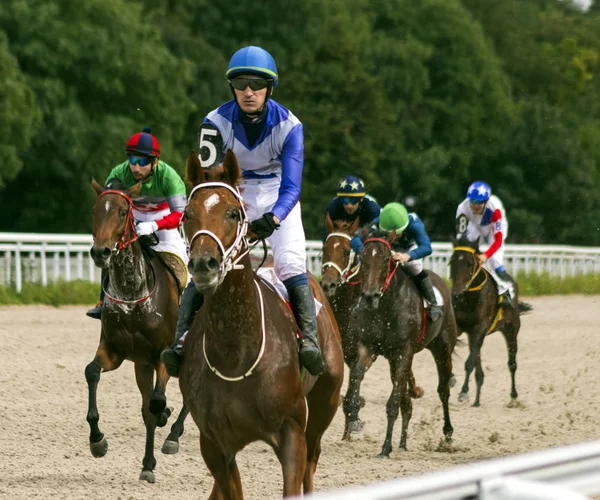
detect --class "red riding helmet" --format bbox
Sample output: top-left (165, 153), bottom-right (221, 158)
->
top-left (125, 127), bottom-right (160, 158)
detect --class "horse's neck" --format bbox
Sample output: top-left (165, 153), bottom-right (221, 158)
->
top-left (108, 242), bottom-right (152, 300)
top-left (202, 255), bottom-right (263, 369)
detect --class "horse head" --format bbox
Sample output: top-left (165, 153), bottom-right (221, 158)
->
top-left (450, 235), bottom-right (481, 297)
top-left (183, 149), bottom-right (247, 295)
top-left (321, 216), bottom-right (360, 298)
top-left (358, 235), bottom-right (395, 310)
top-left (90, 178), bottom-right (142, 268)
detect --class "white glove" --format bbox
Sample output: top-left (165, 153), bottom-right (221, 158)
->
top-left (135, 221), bottom-right (159, 236)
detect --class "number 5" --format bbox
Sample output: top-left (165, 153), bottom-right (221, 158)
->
top-left (199, 128), bottom-right (218, 168)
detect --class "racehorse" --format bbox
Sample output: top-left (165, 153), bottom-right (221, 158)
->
top-left (343, 236), bottom-right (457, 457)
top-left (86, 179), bottom-right (180, 482)
top-left (449, 235), bottom-right (532, 407)
top-left (179, 150), bottom-right (344, 498)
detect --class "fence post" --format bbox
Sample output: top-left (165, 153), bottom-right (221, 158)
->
top-left (65, 242), bottom-right (71, 282)
top-left (16, 241), bottom-right (22, 293)
top-left (41, 242), bottom-right (48, 287)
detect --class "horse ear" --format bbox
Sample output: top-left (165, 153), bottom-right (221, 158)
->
top-left (223, 149), bottom-right (240, 186)
top-left (128, 182), bottom-right (143, 198)
top-left (91, 179), bottom-right (104, 196)
top-left (185, 150), bottom-right (204, 187)
top-left (325, 212), bottom-right (334, 235)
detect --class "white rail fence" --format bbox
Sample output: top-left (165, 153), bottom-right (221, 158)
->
top-left (298, 439), bottom-right (600, 500)
top-left (1, 232), bottom-right (600, 292)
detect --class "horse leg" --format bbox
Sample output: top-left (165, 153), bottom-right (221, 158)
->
top-left (458, 330), bottom-right (485, 403)
top-left (304, 373), bottom-right (342, 493)
top-left (85, 341), bottom-right (124, 458)
top-left (473, 351), bottom-right (484, 407)
top-left (502, 327), bottom-right (519, 401)
top-left (428, 338), bottom-right (454, 441)
top-left (200, 433), bottom-right (243, 500)
top-left (274, 417), bottom-right (307, 497)
top-left (342, 345), bottom-right (376, 440)
top-left (409, 368), bottom-right (424, 399)
top-left (149, 361), bottom-right (168, 417)
top-left (134, 363), bottom-right (158, 483)
top-left (161, 403), bottom-right (190, 455)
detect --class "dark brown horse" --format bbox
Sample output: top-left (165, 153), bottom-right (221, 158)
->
top-left (179, 150), bottom-right (344, 498)
top-left (343, 237), bottom-right (457, 457)
top-left (86, 179), bottom-right (180, 482)
top-left (450, 236), bottom-right (531, 407)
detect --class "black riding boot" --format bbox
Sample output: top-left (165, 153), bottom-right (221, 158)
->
top-left (496, 270), bottom-right (514, 309)
top-left (288, 284), bottom-right (325, 376)
top-left (160, 281), bottom-right (204, 377)
top-left (416, 272), bottom-right (442, 322)
top-left (86, 269), bottom-right (107, 319)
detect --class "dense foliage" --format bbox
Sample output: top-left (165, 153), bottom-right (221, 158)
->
top-left (1, 0), bottom-right (599, 243)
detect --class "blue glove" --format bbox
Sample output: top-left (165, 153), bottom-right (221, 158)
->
top-left (350, 235), bottom-right (363, 253)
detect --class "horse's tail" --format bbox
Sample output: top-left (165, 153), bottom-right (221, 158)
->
top-left (518, 300), bottom-right (534, 315)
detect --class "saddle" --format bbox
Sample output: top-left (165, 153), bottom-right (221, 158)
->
top-left (139, 234), bottom-right (188, 295)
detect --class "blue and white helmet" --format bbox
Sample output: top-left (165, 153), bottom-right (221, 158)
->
top-left (337, 176), bottom-right (366, 197)
top-left (225, 46), bottom-right (279, 87)
top-left (467, 181), bottom-right (491, 203)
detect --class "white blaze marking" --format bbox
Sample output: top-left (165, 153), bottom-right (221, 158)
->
top-left (104, 200), bottom-right (111, 212)
top-left (333, 242), bottom-right (340, 250)
top-left (371, 248), bottom-right (377, 257)
top-left (204, 193), bottom-right (220, 213)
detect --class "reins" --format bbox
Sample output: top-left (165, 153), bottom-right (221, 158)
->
top-left (452, 246), bottom-right (488, 292)
top-left (362, 237), bottom-right (399, 294)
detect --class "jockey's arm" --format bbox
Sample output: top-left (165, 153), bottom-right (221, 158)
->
top-left (155, 173), bottom-right (187, 231)
top-left (483, 209), bottom-right (504, 259)
top-left (271, 124), bottom-right (304, 222)
top-left (406, 218), bottom-right (432, 261)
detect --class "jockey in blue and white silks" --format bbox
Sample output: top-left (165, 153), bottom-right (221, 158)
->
top-left (161, 46), bottom-right (324, 377)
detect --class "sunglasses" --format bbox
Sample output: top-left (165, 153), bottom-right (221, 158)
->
top-left (469, 200), bottom-right (486, 206)
top-left (341, 197), bottom-right (360, 205)
top-left (229, 78), bottom-right (271, 91)
top-left (128, 155), bottom-right (153, 167)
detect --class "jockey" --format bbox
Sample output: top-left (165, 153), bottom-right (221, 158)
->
top-left (322, 176), bottom-right (381, 252)
top-left (456, 181), bottom-right (512, 308)
top-left (375, 202), bottom-right (442, 321)
top-left (86, 128), bottom-right (188, 319)
top-left (161, 46), bottom-right (324, 377)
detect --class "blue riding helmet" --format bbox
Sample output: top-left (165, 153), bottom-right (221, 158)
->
top-left (226, 46), bottom-right (279, 87)
top-left (467, 181), bottom-right (491, 203)
top-left (337, 176), bottom-right (366, 197)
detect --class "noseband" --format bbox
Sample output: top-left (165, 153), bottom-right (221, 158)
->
top-left (186, 182), bottom-right (249, 285)
top-left (321, 232), bottom-right (360, 285)
top-left (95, 190), bottom-right (139, 254)
top-left (362, 237), bottom-right (399, 294)
top-left (452, 246), bottom-right (488, 292)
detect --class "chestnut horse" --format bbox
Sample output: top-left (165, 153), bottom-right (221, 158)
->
top-left (450, 235), bottom-right (532, 407)
top-left (343, 237), bottom-right (457, 457)
top-left (86, 179), bottom-right (179, 482)
top-left (179, 150), bottom-right (344, 498)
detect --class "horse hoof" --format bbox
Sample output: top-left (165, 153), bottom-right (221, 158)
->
top-left (376, 452), bottom-right (390, 459)
top-left (347, 420), bottom-right (365, 438)
top-left (471, 401), bottom-right (480, 408)
top-left (458, 392), bottom-right (469, 403)
top-left (139, 470), bottom-right (155, 483)
top-left (411, 387), bottom-right (424, 399)
top-left (90, 437), bottom-right (108, 458)
top-left (161, 440), bottom-right (180, 455)
top-left (149, 396), bottom-right (167, 416)
top-left (157, 407), bottom-right (173, 428)
top-left (449, 375), bottom-right (457, 388)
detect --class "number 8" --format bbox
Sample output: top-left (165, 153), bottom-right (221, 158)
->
top-left (457, 215), bottom-right (468, 234)
top-left (199, 128), bottom-right (218, 168)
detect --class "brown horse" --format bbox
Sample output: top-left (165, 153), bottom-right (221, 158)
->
top-left (343, 237), bottom-right (457, 457)
top-left (178, 150), bottom-right (344, 498)
top-left (450, 236), bottom-right (531, 407)
top-left (86, 179), bottom-right (180, 483)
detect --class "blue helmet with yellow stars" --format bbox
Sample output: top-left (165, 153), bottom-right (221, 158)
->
top-left (336, 176), bottom-right (366, 197)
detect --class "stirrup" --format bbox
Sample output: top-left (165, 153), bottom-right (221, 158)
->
top-left (86, 302), bottom-right (103, 320)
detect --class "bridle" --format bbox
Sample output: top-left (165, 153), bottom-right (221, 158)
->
top-left (361, 237), bottom-right (399, 294)
top-left (94, 190), bottom-right (139, 254)
top-left (321, 232), bottom-right (360, 285)
top-left (451, 246), bottom-right (488, 293)
top-left (186, 182), bottom-right (249, 286)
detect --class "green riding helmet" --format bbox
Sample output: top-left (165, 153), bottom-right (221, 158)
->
top-left (379, 202), bottom-right (409, 234)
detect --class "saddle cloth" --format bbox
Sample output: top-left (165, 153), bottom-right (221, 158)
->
top-left (156, 251), bottom-right (189, 295)
top-left (424, 286), bottom-right (445, 308)
top-left (256, 267), bottom-right (323, 316)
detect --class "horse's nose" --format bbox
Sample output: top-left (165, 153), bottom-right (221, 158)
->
top-left (322, 281), bottom-right (337, 295)
top-left (362, 291), bottom-right (382, 308)
top-left (189, 255), bottom-right (220, 275)
top-left (90, 246), bottom-right (111, 267)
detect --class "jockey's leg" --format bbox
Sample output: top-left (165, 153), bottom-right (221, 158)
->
top-left (487, 246), bottom-right (513, 309)
top-left (269, 201), bottom-right (324, 376)
top-left (160, 280), bottom-right (204, 378)
top-left (401, 247), bottom-right (442, 322)
top-left (86, 268), bottom-right (107, 320)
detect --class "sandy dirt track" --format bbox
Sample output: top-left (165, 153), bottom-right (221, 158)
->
top-left (1, 296), bottom-right (599, 499)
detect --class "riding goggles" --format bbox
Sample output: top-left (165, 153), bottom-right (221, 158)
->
top-left (128, 155), bottom-right (153, 167)
top-left (469, 199), bottom-right (486, 206)
top-left (341, 197), bottom-right (361, 206)
top-left (228, 77), bottom-right (271, 91)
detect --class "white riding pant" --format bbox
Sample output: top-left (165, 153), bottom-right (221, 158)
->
top-left (396, 244), bottom-right (423, 276)
top-left (465, 223), bottom-right (511, 297)
top-left (133, 208), bottom-right (189, 268)
top-left (240, 178), bottom-right (306, 282)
